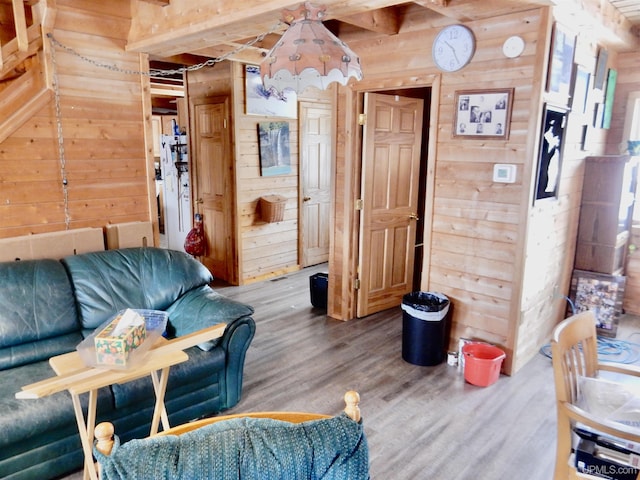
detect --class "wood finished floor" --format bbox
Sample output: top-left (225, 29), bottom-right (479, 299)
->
top-left (61, 264), bottom-right (640, 479)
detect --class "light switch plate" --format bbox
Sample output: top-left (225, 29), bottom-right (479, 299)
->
top-left (493, 164), bottom-right (516, 183)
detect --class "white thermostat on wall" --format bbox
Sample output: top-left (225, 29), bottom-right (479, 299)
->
top-left (493, 164), bottom-right (516, 183)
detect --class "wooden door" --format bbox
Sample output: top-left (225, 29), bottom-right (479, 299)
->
top-left (192, 98), bottom-right (234, 282)
top-left (300, 101), bottom-right (333, 267)
top-left (357, 93), bottom-right (424, 317)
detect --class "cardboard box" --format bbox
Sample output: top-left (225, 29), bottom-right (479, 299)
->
top-left (0, 227), bottom-right (104, 262)
top-left (94, 310), bottom-right (146, 367)
top-left (105, 221), bottom-right (154, 249)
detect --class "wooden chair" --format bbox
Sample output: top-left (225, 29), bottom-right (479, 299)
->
top-left (94, 391), bottom-right (366, 480)
top-left (551, 311), bottom-right (640, 479)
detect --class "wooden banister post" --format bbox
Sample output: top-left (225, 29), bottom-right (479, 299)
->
top-left (12, 0), bottom-right (29, 52)
top-left (344, 390), bottom-right (361, 422)
top-left (94, 422), bottom-right (115, 456)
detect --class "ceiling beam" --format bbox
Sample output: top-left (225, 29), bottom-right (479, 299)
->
top-left (338, 7), bottom-right (400, 35)
top-left (126, 0), bottom-right (409, 56)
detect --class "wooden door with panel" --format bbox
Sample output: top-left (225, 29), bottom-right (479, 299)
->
top-left (357, 93), bottom-right (424, 317)
top-left (192, 98), bottom-right (235, 283)
top-left (300, 101), bottom-right (333, 267)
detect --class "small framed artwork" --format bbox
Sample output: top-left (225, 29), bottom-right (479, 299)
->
top-left (570, 64), bottom-right (590, 115)
top-left (534, 104), bottom-right (568, 202)
top-left (546, 23), bottom-right (576, 104)
top-left (258, 121), bottom-right (292, 177)
top-left (593, 102), bottom-right (605, 128)
top-left (245, 65), bottom-right (297, 118)
top-left (602, 68), bottom-right (617, 129)
top-left (453, 88), bottom-right (514, 139)
top-left (580, 124), bottom-right (592, 152)
top-left (593, 47), bottom-right (609, 90)
top-left (569, 269), bottom-right (625, 338)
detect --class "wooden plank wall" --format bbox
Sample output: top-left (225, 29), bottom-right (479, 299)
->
top-left (516, 21), bottom-right (610, 372)
top-left (625, 226), bottom-right (640, 315)
top-left (605, 50), bottom-right (640, 156)
top-left (331, 7), bottom-right (552, 373)
top-left (332, 5), bottom-right (634, 373)
top-left (231, 62), bottom-right (300, 284)
top-left (187, 62), bottom-right (334, 284)
top-left (0, 0), bottom-right (153, 239)
top-left (617, 50), bottom-right (640, 314)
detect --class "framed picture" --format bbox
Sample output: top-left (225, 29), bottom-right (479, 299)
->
top-left (569, 64), bottom-right (590, 115)
top-left (546, 23), bottom-right (576, 104)
top-left (580, 124), bottom-right (593, 152)
top-left (593, 102), bottom-right (604, 128)
top-left (602, 68), bottom-right (617, 129)
top-left (534, 104), bottom-right (568, 201)
top-left (245, 65), bottom-right (297, 118)
top-left (258, 121), bottom-right (292, 177)
top-left (452, 88), bottom-right (514, 139)
top-left (569, 269), bottom-right (625, 338)
top-left (593, 47), bottom-right (608, 90)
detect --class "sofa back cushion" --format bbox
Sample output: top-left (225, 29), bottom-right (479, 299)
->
top-left (0, 259), bottom-right (82, 370)
top-left (62, 247), bottom-right (213, 329)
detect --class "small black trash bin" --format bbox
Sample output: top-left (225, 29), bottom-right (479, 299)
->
top-left (309, 272), bottom-right (328, 309)
top-left (401, 292), bottom-right (450, 366)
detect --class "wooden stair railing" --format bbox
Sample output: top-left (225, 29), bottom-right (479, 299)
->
top-left (0, 53), bottom-right (52, 144)
top-left (0, 0), bottom-right (45, 77)
top-left (0, 0), bottom-right (53, 144)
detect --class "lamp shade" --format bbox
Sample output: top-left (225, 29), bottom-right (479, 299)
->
top-left (260, 2), bottom-right (362, 94)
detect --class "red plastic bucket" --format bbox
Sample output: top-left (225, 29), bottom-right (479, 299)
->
top-left (462, 343), bottom-right (506, 387)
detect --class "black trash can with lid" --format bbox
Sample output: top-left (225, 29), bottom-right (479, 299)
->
top-left (309, 272), bottom-right (328, 309)
top-left (401, 292), bottom-right (450, 366)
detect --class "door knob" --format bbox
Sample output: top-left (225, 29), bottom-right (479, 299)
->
top-left (303, 196), bottom-right (312, 202)
top-left (409, 213), bottom-right (419, 220)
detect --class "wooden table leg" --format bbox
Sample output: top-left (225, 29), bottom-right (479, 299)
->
top-left (149, 367), bottom-right (171, 435)
top-left (71, 390), bottom-right (99, 480)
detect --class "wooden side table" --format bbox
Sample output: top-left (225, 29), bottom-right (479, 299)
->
top-left (16, 324), bottom-right (226, 480)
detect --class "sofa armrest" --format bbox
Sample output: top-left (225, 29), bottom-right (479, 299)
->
top-left (165, 285), bottom-right (256, 410)
top-left (217, 315), bottom-right (256, 409)
top-left (165, 285), bottom-right (253, 341)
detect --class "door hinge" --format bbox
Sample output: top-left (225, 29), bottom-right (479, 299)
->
top-left (354, 278), bottom-right (361, 290)
top-left (358, 114), bottom-right (366, 126)
top-left (355, 199), bottom-right (364, 210)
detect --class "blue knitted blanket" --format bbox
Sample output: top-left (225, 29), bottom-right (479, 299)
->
top-left (94, 413), bottom-right (369, 479)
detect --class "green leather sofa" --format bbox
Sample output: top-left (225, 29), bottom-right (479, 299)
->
top-left (0, 247), bottom-right (256, 480)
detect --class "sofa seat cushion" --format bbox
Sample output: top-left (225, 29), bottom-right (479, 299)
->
top-left (0, 360), bottom-right (114, 448)
top-left (0, 259), bottom-right (81, 369)
top-left (110, 346), bottom-right (225, 409)
top-left (63, 247), bottom-right (214, 329)
top-left (96, 414), bottom-right (369, 480)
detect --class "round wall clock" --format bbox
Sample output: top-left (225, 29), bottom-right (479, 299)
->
top-left (432, 24), bottom-right (476, 72)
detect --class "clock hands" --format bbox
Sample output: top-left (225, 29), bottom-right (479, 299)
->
top-left (444, 40), bottom-right (460, 66)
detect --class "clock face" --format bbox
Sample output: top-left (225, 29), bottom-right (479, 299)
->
top-left (432, 25), bottom-right (476, 72)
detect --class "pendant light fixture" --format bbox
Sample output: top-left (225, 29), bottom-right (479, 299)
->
top-left (260, 2), bottom-right (363, 94)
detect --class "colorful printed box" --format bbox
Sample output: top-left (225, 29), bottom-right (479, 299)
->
top-left (94, 310), bottom-right (146, 367)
